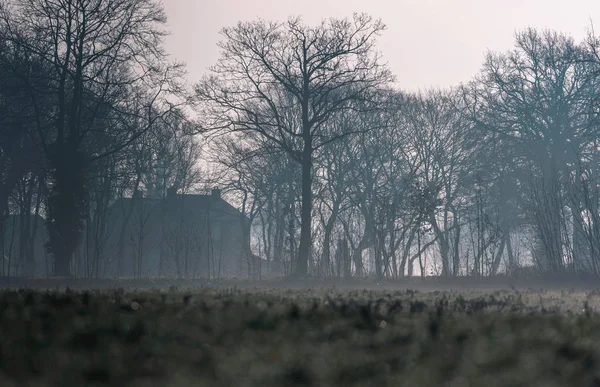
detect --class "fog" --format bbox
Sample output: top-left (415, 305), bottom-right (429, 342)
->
top-left (6, 3), bottom-right (600, 386)
top-left (0, 0), bottom-right (600, 283)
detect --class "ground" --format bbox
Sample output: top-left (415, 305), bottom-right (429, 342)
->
top-left (1, 278), bottom-right (600, 386)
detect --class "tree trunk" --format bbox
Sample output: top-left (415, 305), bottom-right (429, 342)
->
top-left (19, 179), bottom-right (34, 276)
top-left (399, 224), bottom-right (419, 276)
top-left (273, 194), bottom-right (284, 263)
top-left (0, 201), bottom-right (7, 277)
top-left (430, 215), bottom-right (450, 276)
top-left (296, 144), bottom-right (312, 277)
top-left (322, 225), bottom-right (333, 277)
top-left (342, 239), bottom-right (351, 277)
top-left (452, 219), bottom-right (461, 276)
top-left (374, 237), bottom-right (383, 278)
top-left (0, 168), bottom-right (24, 276)
top-left (506, 233), bottom-right (516, 274)
top-left (117, 178), bottom-right (141, 276)
top-left (321, 200), bottom-right (340, 277)
top-left (491, 233), bottom-right (508, 275)
top-left (352, 232), bottom-right (368, 277)
top-left (47, 148), bottom-right (87, 277)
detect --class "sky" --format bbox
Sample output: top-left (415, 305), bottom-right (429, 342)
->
top-left (161, 0), bottom-right (600, 92)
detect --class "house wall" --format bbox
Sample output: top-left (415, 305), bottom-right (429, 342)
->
top-left (0, 196), bottom-right (252, 278)
top-left (99, 197), bottom-right (251, 278)
top-left (1, 216), bottom-right (48, 277)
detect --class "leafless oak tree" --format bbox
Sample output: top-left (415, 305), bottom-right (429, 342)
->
top-left (196, 13), bottom-right (392, 276)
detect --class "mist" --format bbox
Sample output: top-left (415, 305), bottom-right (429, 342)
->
top-left (0, 0), bottom-right (598, 280)
top-left (2, 1), bottom-right (600, 386)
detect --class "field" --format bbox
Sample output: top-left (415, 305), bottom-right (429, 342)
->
top-left (1, 278), bottom-right (600, 386)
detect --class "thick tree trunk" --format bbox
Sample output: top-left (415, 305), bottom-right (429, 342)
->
top-left (0, 168), bottom-right (23, 276)
top-left (440, 238), bottom-right (450, 276)
top-left (321, 200), bottom-right (340, 277)
top-left (430, 215), bottom-right (450, 276)
top-left (296, 145), bottom-right (312, 277)
top-left (491, 233), bottom-right (508, 275)
top-left (452, 219), bottom-right (461, 276)
top-left (322, 226), bottom-right (333, 277)
top-left (374, 237), bottom-right (383, 278)
top-left (273, 195), bottom-right (284, 263)
top-left (341, 239), bottom-right (351, 277)
top-left (399, 224), bottom-right (419, 276)
top-left (20, 211), bottom-right (31, 276)
top-left (21, 176), bottom-right (38, 277)
top-left (352, 233), bottom-right (368, 277)
top-left (117, 178), bottom-right (141, 276)
top-left (506, 234), bottom-right (516, 274)
top-left (47, 148), bottom-right (87, 277)
top-left (0, 201), bottom-right (7, 277)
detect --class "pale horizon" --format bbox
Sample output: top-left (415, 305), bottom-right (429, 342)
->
top-left (162, 0), bottom-right (600, 91)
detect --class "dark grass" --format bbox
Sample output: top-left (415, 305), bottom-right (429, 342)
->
top-left (2, 281), bottom-right (600, 386)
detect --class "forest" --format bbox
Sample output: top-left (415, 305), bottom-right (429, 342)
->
top-left (1, 0), bottom-right (600, 280)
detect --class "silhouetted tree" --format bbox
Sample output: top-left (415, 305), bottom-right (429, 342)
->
top-left (0, 23), bottom-right (47, 276)
top-left (0, 0), bottom-right (184, 276)
top-left (467, 29), bottom-right (600, 274)
top-left (196, 13), bottom-right (392, 276)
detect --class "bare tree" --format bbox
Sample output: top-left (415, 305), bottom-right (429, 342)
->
top-left (0, 25), bottom-right (47, 276)
top-left (0, 0), bottom-right (184, 276)
top-left (403, 90), bottom-right (472, 276)
top-left (196, 14), bottom-right (392, 276)
top-left (466, 29), bottom-right (600, 274)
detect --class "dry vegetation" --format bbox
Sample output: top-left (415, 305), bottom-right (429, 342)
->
top-left (2, 280), bottom-right (600, 386)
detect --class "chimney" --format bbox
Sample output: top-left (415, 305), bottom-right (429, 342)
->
top-left (166, 186), bottom-right (178, 198)
top-left (211, 187), bottom-right (221, 199)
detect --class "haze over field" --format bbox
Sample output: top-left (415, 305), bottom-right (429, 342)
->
top-left (2, 0), bottom-right (600, 279)
top-left (5, 1), bottom-right (600, 386)
top-left (162, 0), bottom-right (600, 90)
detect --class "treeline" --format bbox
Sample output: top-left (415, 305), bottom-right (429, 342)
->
top-left (0, 0), bottom-right (201, 277)
top-left (1, 3), bottom-right (600, 279)
top-left (200, 16), bottom-right (600, 278)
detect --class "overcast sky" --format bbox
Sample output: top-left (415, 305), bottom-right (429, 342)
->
top-left (162, 0), bottom-right (600, 91)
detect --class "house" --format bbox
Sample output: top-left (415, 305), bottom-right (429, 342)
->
top-left (101, 187), bottom-right (255, 278)
top-left (1, 214), bottom-right (48, 277)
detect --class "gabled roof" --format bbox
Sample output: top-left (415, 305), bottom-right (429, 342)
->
top-left (107, 193), bottom-right (247, 221)
top-left (161, 194), bottom-right (244, 218)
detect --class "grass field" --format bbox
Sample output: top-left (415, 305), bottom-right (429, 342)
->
top-left (2, 278), bottom-right (600, 386)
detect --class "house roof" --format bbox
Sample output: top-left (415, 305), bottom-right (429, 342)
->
top-left (164, 194), bottom-right (242, 216)
top-left (107, 193), bottom-right (247, 221)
